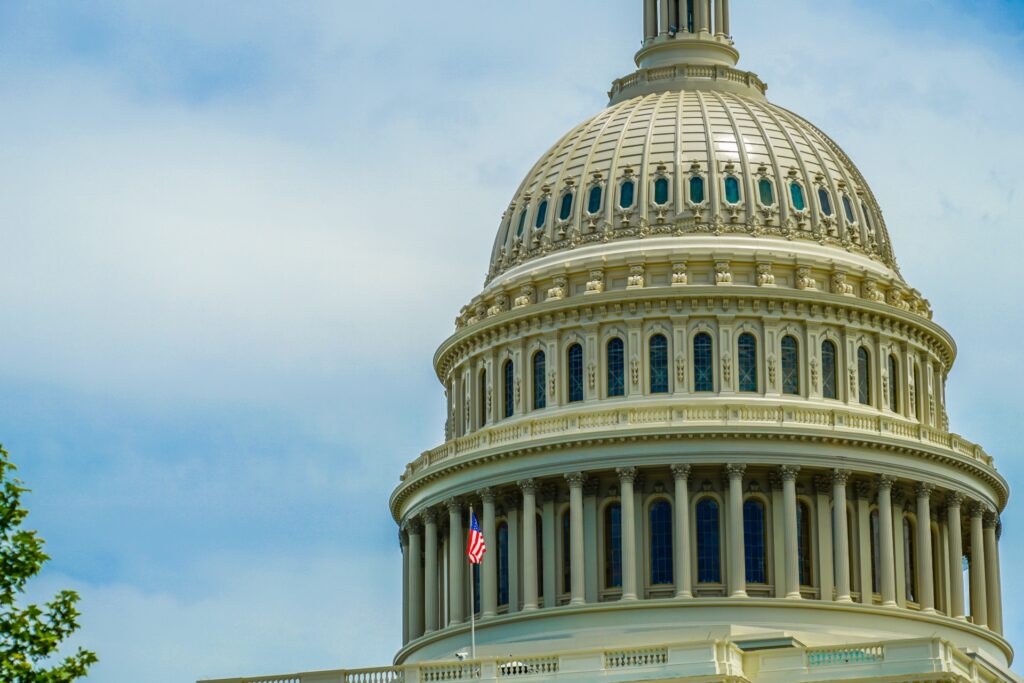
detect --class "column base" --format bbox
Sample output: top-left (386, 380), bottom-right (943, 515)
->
top-left (569, 598), bottom-right (586, 607)
top-left (522, 604), bottom-right (538, 612)
top-left (836, 595), bottom-right (854, 604)
top-left (785, 592), bottom-right (802, 600)
top-left (675, 591), bottom-right (693, 599)
top-left (882, 600), bottom-right (898, 608)
top-left (621, 594), bottom-right (639, 602)
top-left (730, 591), bottom-right (749, 599)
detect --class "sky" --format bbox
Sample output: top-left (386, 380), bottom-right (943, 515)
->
top-left (0, 1), bottom-right (1022, 681)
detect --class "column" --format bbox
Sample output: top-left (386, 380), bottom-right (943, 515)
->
top-left (447, 499), bottom-right (464, 625)
top-left (541, 485), bottom-right (557, 608)
top-left (401, 529), bottom-right (410, 644)
top-left (566, 473), bottom-right (586, 606)
top-left (672, 465), bottom-right (693, 598)
top-left (504, 495), bottom-right (521, 613)
top-left (814, 476), bottom-right (835, 601)
top-left (714, 0), bottom-right (725, 36)
top-left (769, 473), bottom-right (785, 598)
top-left (423, 509), bottom-right (439, 633)
top-left (583, 480), bottom-right (600, 604)
top-left (407, 521), bottom-right (424, 640)
top-left (697, 0), bottom-right (710, 34)
top-left (480, 489), bottom-right (498, 618)
top-left (833, 470), bottom-right (853, 603)
top-left (877, 476), bottom-right (898, 607)
top-left (984, 513), bottom-right (1003, 634)
top-left (968, 503), bottom-right (988, 628)
top-left (618, 467), bottom-right (639, 601)
top-left (726, 465), bottom-right (747, 598)
top-left (781, 466), bottom-right (801, 599)
top-left (721, 0), bottom-right (730, 35)
top-left (659, 0), bottom-right (670, 35)
top-left (519, 480), bottom-right (539, 611)
top-left (915, 483), bottom-right (936, 613)
top-left (946, 492), bottom-right (965, 619)
top-left (856, 482), bottom-right (873, 604)
top-left (644, 0), bottom-right (658, 40)
top-left (893, 488), bottom-right (907, 606)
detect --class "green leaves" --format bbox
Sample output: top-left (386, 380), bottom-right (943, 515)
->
top-left (0, 445), bottom-right (97, 681)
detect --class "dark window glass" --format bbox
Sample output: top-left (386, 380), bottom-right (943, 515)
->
top-left (654, 177), bottom-right (670, 206)
top-left (862, 201), bottom-right (874, 233)
top-left (904, 516), bottom-right (916, 602)
top-left (818, 188), bottom-right (833, 216)
top-left (559, 192), bottom-right (573, 221)
top-left (479, 370), bottom-right (487, 426)
top-left (619, 181), bottom-right (635, 209)
top-left (604, 503), bottom-right (622, 589)
top-left (759, 178), bottom-right (775, 206)
top-left (503, 360), bottom-right (514, 419)
top-left (650, 501), bottom-right (674, 585)
top-left (696, 498), bottom-right (721, 583)
top-left (738, 333), bottom-right (758, 393)
top-left (517, 209), bottom-right (528, 237)
top-left (843, 195), bottom-right (855, 223)
top-left (912, 363), bottom-right (921, 420)
top-left (498, 523), bottom-right (510, 606)
top-left (797, 502), bottom-right (812, 586)
top-left (607, 338), bottom-right (625, 397)
top-left (686, 0), bottom-right (695, 32)
top-left (858, 347), bottom-right (871, 405)
top-left (822, 341), bottom-right (838, 400)
top-left (744, 499), bottom-right (767, 584)
top-left (725, 176), bottom-right (741, 204)
top-left (536, 515), bottom-right (544, 599)
top-left (562, 511), bottom-right (571, 594)
top-left (535, 200), bottom-right (548, 229)
top-left (888, 355), bottom-right (900, 413)
top-left (650, 334), bottom-right (669, 394)
top-left (567, 344), bottom-right (584, 403)
top-left (533, 352), bottom-right (546, 410)
top-left (791, 182), bottom-right (806, 211)
top-left (782, 335), bottom-right (800, 395)
top-left (690, 176), bottom-right (705, 204)
top-left (473, 563), bottom-right (481, 614)
top-left (693, 333), bottom-right (714, 392)
top-left (588, 185), bottom-right (603, 214)
top-left (870, 510), bottom-right (880, 594)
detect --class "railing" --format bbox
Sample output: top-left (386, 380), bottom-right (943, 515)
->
top-left (496, 657), bottom-right (558, 678)
top-left (806, 645), bottom-right (884, 667)
top-left (345, 668), bottom-right (405, 683)
top-left (420, 663), bottom-right (481, 681)
top-left (604, 647), bottom-right (669, 669)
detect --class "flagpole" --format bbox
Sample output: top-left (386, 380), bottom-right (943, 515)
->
top-left (469, 504), bottom-right (477, 661)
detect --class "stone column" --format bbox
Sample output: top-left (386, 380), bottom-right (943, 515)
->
top-left (659, 0), bottom-right (670, 35)
top-left (726, 465), bottom-right (747, 598)
top-left (915, 483), bottom-right (936, 613)
top-left (814, 476), bottom-right (835, 601)
top-left (583, 480), bottom-right (600, 604)
top-left (541, 485), bottom-right (557, 608)
top-left (721, 0), bottom-right (730, 35)
top-left (714, 0), bottom-right (725, 36)
top-left (984, 513), bottom-right (1003, 635)
top-left (447, 499), bottom-right (464, 625)
top-left (566, 473), bottom-right (587, 606)
top-left (968, 503), bottom-right (988, 628)
top-left (855, 482), bottom-right (873, 604)
top-left (401, 529), bottom-right (410, 644)
top-left (833, 470), bottom-right (853, 603)
top-left (781, 466), bottom-right (801, 599)
top-left (945, 493), bottom-right (965, 619)
top-left (618, 467), bottom-right (639, 601)
top-left (423, 509), bottom-right (439, 633)
top-left (644, 0), bottom-right (658, 40)
top-left (672, 465), bottom-right (693, 598)
top-left (479, 488), bottom-right (498, 618)
top-left (877, 476), bottom-right (898, 607)
top-left (519, 480), bottom-right (539, 611)
top-left (696, 0), bottom-right (709, 34)
top-left (407, 521), bottom-right (424, 641)
top-left (504, 495), bottom-right (521, 613)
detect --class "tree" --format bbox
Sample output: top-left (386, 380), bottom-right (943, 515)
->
top-left (0, 445), bottom-right (96, 681)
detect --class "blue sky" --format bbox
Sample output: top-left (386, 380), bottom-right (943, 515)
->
top-left (0, 1), bottom-right (1022, 681)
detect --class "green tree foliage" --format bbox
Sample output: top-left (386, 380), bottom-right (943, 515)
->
top-left (0, 445), bottom-right (96, 681)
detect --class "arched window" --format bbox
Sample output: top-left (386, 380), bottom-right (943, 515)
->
top-left (559, 192), bottom-right (573, 221)
top-left (781, 335), bottom-right (800, 395)
top-left (842, 194), bottom-right (855, 223)
top-left (479, 370), bottom-right (488, 427)
top-left (797, 502), bottom-right (813, 586)
top-left (724, 176), bottom-right (741, 204)
top-left (619, 180), bottom-right (636, 209)
top-left (903, 516), bottom-right (917, 603)
top-left (587, 185), bottom-right (603, 214)
top-left (567, 344), bottom-right (584, 403)
top-left (861, 201), bottom-right (874, 234)
top-left (888, 354), bottom-right (900, 413)
top-left (870, 510), bottom-right (880, 594)
top-left (822, 340), bottom-right (838, 400)
top-left (738, 333), bottom-right (758, 393)
top-left (791, 182), bottom-right (807, 211)
top-left (689, 176), bottom-right (706, 204)
top-left (607, 338), bottom-right (625, 397)
top-left (858, 347), bottom-right (872, 405)
top-left (604, 503), bottom-right (622, 589)
top-left (534, 199), bottom-right (548, 230)
top-left (693, 332), bottom-right (714, 392)
top-left (818, 188), bottom-right (834, 216)
top-left (654, 177), bottom-right (670, 206)
top-left (912, 363), bottom-right (922, 421)
top-left (696, 498), bottom-right (721, 584)
top-left (744, 499), bottom-right (767, 584)
top-left (497, 522), bottom-right (510, 606)
top-left (503, 360), bottom-right (514, 419)
top-left (650, 334), bottom-right (669, 394)
top-left (561, 510), bottom-right (571, 594)
top-left (758, 178), bottom-right (775, 207)
top-left (532, 352), bottom-right (546, 411)
top-left (650, 501), bottom-right (673, 585)
top-left (516, 208), bottom-right (528, 237)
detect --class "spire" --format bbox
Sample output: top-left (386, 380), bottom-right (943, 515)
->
top-left (636, 0), bottom-right (739, 68)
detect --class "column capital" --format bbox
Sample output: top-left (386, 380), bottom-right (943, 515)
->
top-left (968, 501), bottom-right (989, 519)
top-left (832, 469), bottom-right (851, 486)
top-left (767, 471), bottom-right (783, 491)
top-left (565, 472), bottom-right (587, 489)
top-left (617, 466), bottom-right (639, 484)
top-left (445, 498), bottom-right (462, 515)
top-left (518, 478), bottom-right (538, 494)
top-left (671, 464), bottom-right (692, 481)
top-left (813, 474), bottom-right (832, 495)
top-left (583, 479), bottom-right (601, 497)
top-left (502, 494), bottom-right (520, 511)
top-left (478, 487), bottom-right (497, 503)
top-left (983, 511), bottom-right (1000, 529)
top-left (541, 483), bottom-right (559, 504)
top-left (779, 465), bottom-right (801, 482)
top-left (399, 529), bottom-right (409, 547)
top-left (877, 474), bottom-right (897, 491)
top-left (946, 491), bottom-right (965, 508)
top-left (854, 481), bottom-right (872, 500)
top-left (891, 486), bottom-right (907, 507)
top-left (915, 482), bottom-right (935, 499)
top-left (421, 508), bottom-right (438, 525)
top-left (725, 464), bottom-right (747, 480)
top-left (406, 518), bottom-right (422, 534)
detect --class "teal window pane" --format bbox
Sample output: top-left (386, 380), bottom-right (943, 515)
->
top-left (532, 352), bottom-right (546, 410)
top-left (888, 355), bottom-right (899, 412)
top-left (725, 176), bottom-right (741, 204)
top-left (738, 333), bottom-right (758, 392)
top-left (818, 188), bottom-right (833, 216)
top-left (758, 178), bottom-right (775, 206)
top-left (619, 181), bottom-right (635, 209)
top-left (781, 336), bottom-right (800, 395)
top-left (693, 333), bottom-right (714, 392)
top-left (843, 195), bottom-right (855, 223)
top-left (822, 341), bottom-right (838, 399)
top-left (562, 512), bottom-right (571, 593)
top-left (798, 503), bottom-right (812, 586)
top-left (605, 504), bottom-right (622, 589)
top-left (696, 498), bottom-right (720, 583)
top-left (559, 192), bottom-right (573, 221)
top-left (791, 182), bottom-right (806, 211)
top-left (498, 524), bottom-right (509, 605)
top-left (743, 499), bottom-right (767, 584)
top-left (588, 185), bottom-right (603, 214)
top-left (690, 176), bottom-right (705, 204)
top-left (649, 501), bottom-right (673, 585)
top-left (535, 200), bottom-right (548, 229)
top-left (517, 209), bottom-right (528, 237)
top-left (503, 360), bottom-right (514, 419)
top-left (650, 335), bottom-right (669, 394)
top-left (607, 338), bottom-right (625, 397)
top-left (861, 202), bottom-right (873, 232)
top-left (568, 344), bottom-right (584, 403)
top-left (654, 178), bottom-right (670, 206)
top-left (858, 347), bottom-right (871, 405)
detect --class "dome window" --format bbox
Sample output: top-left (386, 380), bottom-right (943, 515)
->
top-left (790, 182), bottom-right (807, 211)
top-left (738, 333), bottom-right (758, 393)
top-left (724, 176), bottom-right (741, 205)
top-left (758, 178), bottom-right (775, 207)
top-left (843, 195), bottom-right (856, 223)
top-left (649, 334), bottom-right (669, 394)
top-left (567, 344), bottom-right (584, 403)
top-left (607, 338), bottom-right (625, 398)
top-left (653, 177), bottom-right (670, 206)
top-left (516, 208), bottom-right (528, 237)
top-left (818, 188), bottom-right (834, 217)
top-left (534, 200), bottom-right (548, 230)
top-left (587, 185), bottom-right (603, 214)
top-left (689, 176), bottom-right (705, 204)
top-left (693, 332), bottom-right (714, 392)
top-left (559, 192), bottom-right (574, 221)
top-left (619, 180), bottom-right (636, 209)
top-left (861, 201), bottom-right (875, 233)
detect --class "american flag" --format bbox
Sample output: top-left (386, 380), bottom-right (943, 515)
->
top-left (466, 511), bottom-right (486, 565)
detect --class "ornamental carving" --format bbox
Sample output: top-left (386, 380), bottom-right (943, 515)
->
top-left (715, 261), bottom-right (733, 285)
top-left (487, 295), bottom-right (508, 318)
top-left (548, 370), bottom-right (557, 398)
top-left (810, 357), bottom-right (820, 391)
top-left (587, 363), bottom-right (596, 390)
top-left (672, 262), bottom-right (688, 286)
top-left (547, 276), bottom-right (568, 301)
top-left (513, 284), bottom-right (535, 309)
top-left (564, 472), bottom-right (586, 489)
top-left (767, 355), bottom-right (777, 386)
top-left (722, 354), bottom-right (733, 384)
top-left (631, 358), bottom-right (640, 387)
top-left (725, 464), bottom-right (747, 480)
top-left (756, 263), bottom-right (776, 287)
top-left (627, 265), bottom-right (645, 289)
top-left (675, 356), bottom-right (686, 385)
top-left (671, 464), bottom-right (691, 481)
top-left (796, 267), bottom-right (817, 291)
top-left (585, 269), bottom-right (605, 295)
top-left (779, 465), bottom-right (800, 482)
top-left (832, 469), bottom-right (851, 485)
top-left (832, 272), bottom-right (855, 296)
top-left (515, 379), bottom-right (521, 408)
top-left (877, 475), bottom-right (896, 491)
top-left (864, 279), bottom-right (885, 303)
top-left (617, 466), bottom-right (638, 484)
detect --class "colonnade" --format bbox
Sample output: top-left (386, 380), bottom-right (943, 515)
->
top-left (643, 0), bottom-right (730, 41)
top-left (400, 465), bottom-right (1003, 646)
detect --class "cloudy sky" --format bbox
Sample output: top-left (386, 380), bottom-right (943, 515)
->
top-left (0, 1), bottom-right (1022, 681)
